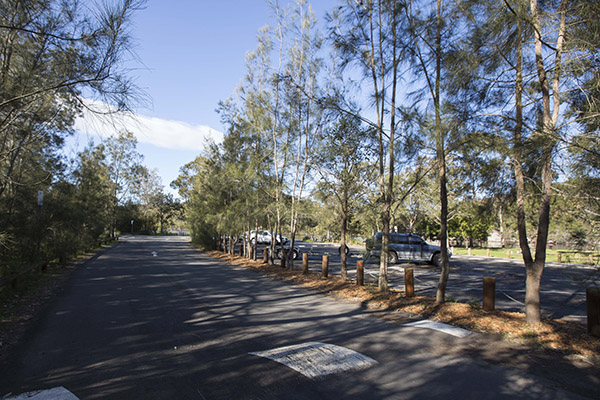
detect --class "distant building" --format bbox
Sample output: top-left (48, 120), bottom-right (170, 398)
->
top-left (487, 230), bottom-right (503, 248)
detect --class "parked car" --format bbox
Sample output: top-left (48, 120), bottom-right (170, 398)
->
top-left (275, 245), bottom-right (299, 260)
top-left (248, 230), bottom-right (288, 245)
top-left (366, 232), bottom-right (449, 266)
top-left (338, 244), bottom-right (350, 255)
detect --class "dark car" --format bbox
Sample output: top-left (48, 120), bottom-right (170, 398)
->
top-left (366, 232), bottom-right (449, 266)
top-left (275, 245), bottom-right (299, 260)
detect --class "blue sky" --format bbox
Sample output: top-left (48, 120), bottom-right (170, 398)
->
top-left (72, 0), bottom-right (337, 195)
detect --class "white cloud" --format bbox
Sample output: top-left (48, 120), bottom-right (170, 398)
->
top-left (73, 99), bottom-right (224, 151)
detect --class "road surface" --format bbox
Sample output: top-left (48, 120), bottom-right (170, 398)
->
top-left (0, 236), bottom-right (593, 399)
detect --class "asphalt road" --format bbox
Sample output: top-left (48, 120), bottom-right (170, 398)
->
top-left (0, 236), bottom-right (593, 399)
top-left (280, 241), bottom-right (599, 320)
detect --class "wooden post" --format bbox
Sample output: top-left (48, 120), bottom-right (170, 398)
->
top-left (302, 253), bottom-right (309, 274)
top-left (468, 248), bottom-right (472, 256)
top-left (587, 287), bottom-right (600, 337)
top-left (322, 255), bottom-right (329, 278)
top-left (405, 268), bottom-right (414, 298)
top-left (263, 247), bottom-right (269, 263)
top-left (589, 254), bottom-right (594, 265)
top-left (507, 250), bottom-right (511, 259)
top-left (356, 260), bottom-right (364, 286)
top-left (483, 277), bottom-right (496, 312)
top-left (557, 252), bottom-right (562, 263)
top-left (486, 248), bottom-right (490, 257)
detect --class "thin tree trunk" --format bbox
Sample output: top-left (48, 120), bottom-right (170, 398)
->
top-left (254, 219), bottom-right (259, 261)
top-left (434, 0), bottom-right (450, 305)
top-left (340, 198), bottom-right (348, 280)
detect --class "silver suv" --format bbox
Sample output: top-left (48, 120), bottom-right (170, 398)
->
top-left (248, 230), bottom-right (288, 245)
top-left (366, 233), bottom-right (448, 266)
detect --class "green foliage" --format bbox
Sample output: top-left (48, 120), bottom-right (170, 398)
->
top-left (0, 0), bottom-right (144, 276)
top-left (448, 214), bottom-right (493, 247)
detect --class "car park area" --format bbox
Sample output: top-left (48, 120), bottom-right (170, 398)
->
top-left (257, 240), bottom-right (599, 320)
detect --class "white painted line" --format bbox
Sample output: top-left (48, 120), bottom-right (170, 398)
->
top-left (250, 342), bottom-right (377, 379)
top-left (402, 319), bottom-right (474, 338)
top-left (5, 387), bottom-right (79, 400)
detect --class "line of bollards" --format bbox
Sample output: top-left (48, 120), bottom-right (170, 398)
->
top-left (236, 246), bottom-right (600, 338)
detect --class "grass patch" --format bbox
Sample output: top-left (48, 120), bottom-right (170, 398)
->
top-left (453, 247), bottom-right (599, 264)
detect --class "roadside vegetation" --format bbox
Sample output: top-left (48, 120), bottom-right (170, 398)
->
top-left (0, 1), bottom-right (184, 283)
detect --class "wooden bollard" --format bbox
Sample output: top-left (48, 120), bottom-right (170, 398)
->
top-left (302, 253), bottom-right (309, 274)
top-left (322, 255), bottom-right (329, 278)
top-left (557, 253), bottom-right (562, 263)
top-left (589, 254), bottom-right (594, 265)
top-left (356, 260), bottom-right (364, 286)
top-left (507, 250), bottom-right (511, 259)
top-left (486, 248), bottom-right (490, 257)
top-left (483, 277), bottom-right (496, 311)
top-left (468, 248), bottom-right (472, 256)
top-left (405, 268), bottom-right (414, 297)
top-left (263, 247), bottom-right (269, 263)
top-left (587, 287), bottom-right (600, 337)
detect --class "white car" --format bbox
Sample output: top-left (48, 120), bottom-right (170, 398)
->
top-left (248, 230), bottom-right (288, 245)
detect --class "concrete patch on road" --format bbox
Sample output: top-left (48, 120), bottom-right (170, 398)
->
top-left (249, 342), bottom-right (377, 379)
top-left (402, 319), bottom-right (474, 338)
top-left (4, 387), bottom-right (79, 400)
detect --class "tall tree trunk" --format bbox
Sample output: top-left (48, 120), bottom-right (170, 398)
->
top-left (377, 0), bottom-right (399, 293)
top-left (513, 9), bottom-right (533, 267)
top-left (521, 0), bottom-right (565, 324)
top-left (434, 0), bottom-right (450, 305)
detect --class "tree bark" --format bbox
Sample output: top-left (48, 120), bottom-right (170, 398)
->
top-left (434, 0), bottom-right (450, 305)
top-left (340, 201), bottom-right (348, 280)
top-left (522, 0), bottom-right (565, 325)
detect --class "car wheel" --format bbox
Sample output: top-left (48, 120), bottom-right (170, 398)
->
top-left (388, 251), bottom-right (398, 264)
top-left (292, 250), bottom-right (299, 260)
top-left (338, 245), bottom-right (349, 255)
top-left (432, 252), bottom-right (441, 267)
